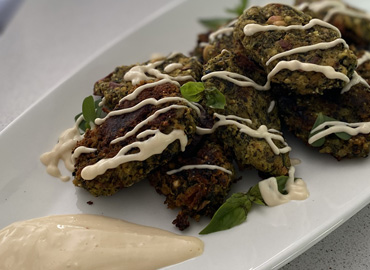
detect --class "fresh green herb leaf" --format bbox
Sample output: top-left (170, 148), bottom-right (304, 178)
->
top-left (276, 175), bottom-right (290, 195)
top-left (248, 184), bottom-right (266, 206)
top-left (180, 82), bottom-right (226, 109)
top-left (74, 95), bottom-right (104, 133)
top-left (199, 0), bottom-right (248, 30)
top-left (180, 82), bottom-right (205, 102)
top-left (309, 113), bottom-right (326, 147)
top-left (226, 0), bottom-right (248, 16)
top-left (199, 18), bottom-right (232, 31)
top-left (309, 113), bottom-right (352, 147)
top-left (200, 175), bottom-right (302, 234)
top-left (82, 96), bottom-right (96, 129)
top-left (335, 131), bottom-right (352, 140)
top-left (205, 87), bottom-right (226, 109)
top-left (199, 192), bottom-right (252, 234)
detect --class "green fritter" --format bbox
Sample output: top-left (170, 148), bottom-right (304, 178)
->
top-left (148, 139), bottom-right (236, 231)
top-left (296, 0), bottom-right (370, 49)
top-left (93, 53), bottom-right (203, 110)
top-left (233, 3), bottom-right (357, 95)
top-left (202, 49), bottom-right (291, 176)
top-left (276, 82), bottom-right (370, 160)
top-left (73, 82), bottom-right (199, 196)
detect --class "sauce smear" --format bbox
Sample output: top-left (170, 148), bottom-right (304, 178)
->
top-left (0, 214), bottom-right (204, 270)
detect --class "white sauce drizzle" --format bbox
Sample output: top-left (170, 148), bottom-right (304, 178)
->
top-left (209, 27), bottom-right (234, 43)
top-left (124, 61), bottom-right (194, 86)
top-left (341, 71), bottom-right (370, 94)
top-left (357, 51), bottom-right (370, 66)
top-left (308, 120), bottom-right (370, 145)
top-left (164, 63), bottom-right (183, 73)
top-left (95, 96), bottom-right (201, 125)
top-left (270, 60), bottom-right (350, 83)
top-left (202, 71), bottom-right (266, 90)
top-left (119, 79), bottom-right (180, 102)
top-left (196, 113), bottom-right (291, 155)
top-left (71, 146), bottom-right (97, 163)
top-left (40, 116), bottom-right (84, 182)
top-left (290, 158), bottom-right (302, 166)
top-left (267, 100), bottom-right (276, 113)
top-left (266, 38), bottom-right (348, 66)
top-left (166, 164), bottom-right (233, 175)
top-left (0, 214), bottom-right (203, 270)
top-left (98, 97), bottom-right (106, 107)
top-left (202, 60), bottom-right (349, 91)
top-left (81, 129), bottom-right (188, 180)
top-left (110, 104), bottom-right (189, 144)
top-left (295, 2), bottom-right (309, 11)
top-left (296, 0), bottom-right (370, 22)
top-left (243, 18), bottom-right (341, 37)
top-left (167, 51), bottom-right (183, 59)
top-left (259, 166), bottom-right (309, 207)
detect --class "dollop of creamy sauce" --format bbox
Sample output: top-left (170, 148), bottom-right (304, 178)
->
top-left (40, 116), bottom-right (84, 182)
top-left (259, 167), bottom-right (309, 207)
top-left (0, 214), bottom-right (204, 270)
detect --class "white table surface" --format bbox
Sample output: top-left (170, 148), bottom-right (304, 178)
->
top-left (0, 0), bottom-right (369, 269)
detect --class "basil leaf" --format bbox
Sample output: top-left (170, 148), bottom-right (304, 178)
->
top-left (226, 0), bottom-right (248, 16)
top-left (199, 0), bottom-right (248, 30)
top-left (74, 96), bottom-right (103, 133)
top-left (180, 82), bottom-right (205, 102)
top-left (335, 132), bottom-right (352, 140)
top-left (309, 113), bottom-right (326, 147)
top-left (205, 87), bottom-right (226, 109)
top-left (199, 192), bottom-right (252, 234)
top-left (275, 175), bottom-right (290, 195)
top-left (248, 184), bottom-right (266, 206)
top-left (82, 96), bottom-right (96, 129)
top-left (309, 113), bottom-right (352, 147)
top-left (199, 18), bottom-right (232, 31)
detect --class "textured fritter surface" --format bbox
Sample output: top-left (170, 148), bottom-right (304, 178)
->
top-left (296, 0), bottom-right (370, 48)
top-left (276, 83), bottom-right (370, 159)
top-left (203, 50), bottom-right (291, 175)
top-left (354, 49), bottom-right (370, 82)
top-left (148, 139), bottom-right (235, 231)
top-left (73, 82), bottom-right (199, 196)
top-left (234, 3), bottom-right (357, 95)
top-left (94, 53), bottom-right (203, 110)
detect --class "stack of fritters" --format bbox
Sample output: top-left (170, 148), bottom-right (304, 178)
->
top-left (71, 1), bottom-right (370, 229)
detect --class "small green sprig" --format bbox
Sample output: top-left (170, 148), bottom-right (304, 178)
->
top-left (199, 176), bottom-right (290, 234)
top-left (309, 113), bottom-right (351, 147)
top-left (74, 95), bottom-right (104, 133)
top-left (199, 0), bottom-right (248, 31)
top-left (180, 82), bottom-right (226, 109)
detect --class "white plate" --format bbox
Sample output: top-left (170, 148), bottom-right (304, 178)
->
top-left (1, 0), bottom-right (370, 269)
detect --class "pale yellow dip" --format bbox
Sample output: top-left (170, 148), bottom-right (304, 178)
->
top-left (0, 214), bottom-right (204, 270)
